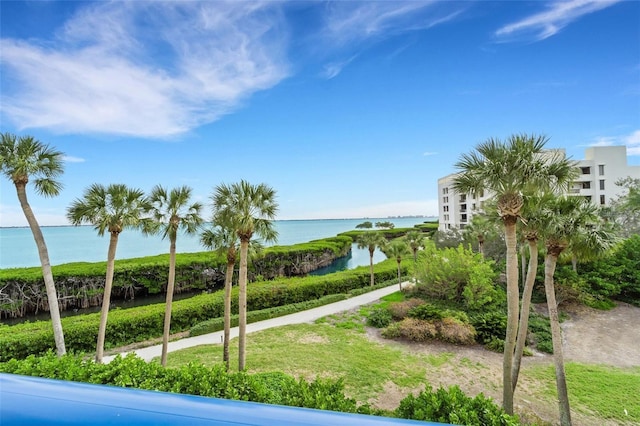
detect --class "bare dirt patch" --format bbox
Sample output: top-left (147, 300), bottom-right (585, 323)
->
top-left (365, 302), bottom-right (640, 426)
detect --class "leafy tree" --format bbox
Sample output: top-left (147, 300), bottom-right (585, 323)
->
top-left (608, 177), bottom-right (640, 237)
top-left (144, 185), bottom-right (203, 367)
top-left (463, 213), bottom-right (499, 259)
top-left (356, 231), bottom-right (387, 286)
top-left (212, 180), bottom-right (278, 371)
top-left (375, 221), bottom-right (395, 229)
top-left (453, 134), bottom-right (575, 414)
top-left (404, 230), bottom-right (426, 263)
top-left (0, 132), bottom-right (66, 356)
top-left (538, 196), bottom-right (615, 426)
top-left (381, 239), bottom-right (410, 290)
top-left (200, 212), bottom-right (239, 372)
top-left (67, 183), bottom-right (148, 363)
top-left (355, 221), bottom-right (373, 229)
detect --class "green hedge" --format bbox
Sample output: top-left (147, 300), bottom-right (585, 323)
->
top-left (0, 260), bottom-right (403, 361)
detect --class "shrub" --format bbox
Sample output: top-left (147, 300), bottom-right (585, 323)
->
top-left (438, 317), bottom-right (476, 345)
top-left (366, 307), bottom-right (393, 328)
top-left (408, 303), bottom-right (443, 321)
top-left (471, 311), bottom-right (507, 345)
top-left (393, 318), bottom-right (438, 342)
top-left (395, 385), bottom-right (520, 425)
top-left (388, 298), bottom-right (425, 320)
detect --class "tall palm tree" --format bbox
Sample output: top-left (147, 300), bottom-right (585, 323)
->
top-left (538, 196), bottom-right (615, 426)
top-left (0, 133), bottom-right (66, 356)
top-left (381, 239), bottom-right (410, 290)
top-left (67, 183), bottom-right (148, 363)
top-left (200, 212), bottom-right (238, 372)
top-left (144, 185), bottom-right (203, 367)
top-left (453, 134), bottom-right (576, 414)
top-left (356, 231), bottom-right (387, 286)
top-left (212, 180), bottom-right (278, 371)
top-left (463, 213), bottom-right (497, 258)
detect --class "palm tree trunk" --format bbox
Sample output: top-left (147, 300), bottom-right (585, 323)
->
top-left (396, 260), bottom-right (402, 290)
top-left (15, 184), bottom-right (66, 356)
top-left (571, 255), bottom-right (577, 273)
top-left (160, 238), bottom-right (177, 367)
top-left (223, 260), bottom-right (234, 371)
top-left (96, 232), bottom-right (119, 363)
top-left (512, 238), bottom-right (538, 390)
top-left (369, 249), bottom-right (375, 286)
top-left (520, 244), bottom-right (527, 287)
top-left (502, 218), bottom-right (519, 415)
top-left (238, 239), bottom-right (249, 371)
top-left (545, 253), bottom-right (572, 426)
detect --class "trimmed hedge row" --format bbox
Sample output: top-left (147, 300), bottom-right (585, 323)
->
top-left (0, 236), bottom-right (353, 318)
top-left (0, 260), bottom-right (403, 361)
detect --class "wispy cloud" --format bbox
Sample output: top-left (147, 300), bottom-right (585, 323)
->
top-left (0, 2), bottom-right (290, 138)
top-left (423, 151), bottom-right (438, 156)
top-left (62, 156), bottom-right (85, 163)
top-left (587, 130), bottom-right (640, 155)
top-left (495, 0), bottom-right (621, 42)
top-left (322, 55), bottom-right (358, 79)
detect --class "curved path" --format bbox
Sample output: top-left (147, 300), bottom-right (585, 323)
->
top-left (104, 283), bottom-right (403, 363)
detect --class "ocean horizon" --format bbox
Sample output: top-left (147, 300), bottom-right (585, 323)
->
top-left (1, 216), bottom-right (435, 269)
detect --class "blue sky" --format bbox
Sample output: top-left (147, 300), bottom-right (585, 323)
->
top-left (1, 0), bottom-right (638, 227)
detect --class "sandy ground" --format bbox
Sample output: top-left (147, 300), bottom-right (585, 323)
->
top-left (365, 302), bottom-right (640, 426)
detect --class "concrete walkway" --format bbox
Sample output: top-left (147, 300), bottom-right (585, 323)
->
top-left (104, 283), bottom-right (403, 363)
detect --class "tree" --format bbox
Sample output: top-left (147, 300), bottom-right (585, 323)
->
top-left (538, 196), bottom-right (615, 426)
top-left (375, 221), bottom-right (395, 229)
top-left (381, 239), bottom-right (410, 290)
top-left (453, 134), bottom-right (576, 414)
top-left (144, 185), bottom-right (203, 367)
top-left (200, 212), bottom-right (238, 372)
top-left (355, 221), bottom-right (373, 229)
top-left (67, 183), bottom-right (148, 362)
top-left (404, 230), bottom-right (426, 263)
top-left (608, 177), bottom-right (640, 237)
top-left (462, 214), bottom-right (498, 259)
top-left (356, 231), bottom-right (387, 286)
top-left (212, 180), bottom-right (278, 371)
top-left (0, 133), bottom-right (66, 356)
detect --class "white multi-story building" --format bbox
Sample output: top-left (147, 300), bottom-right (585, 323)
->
top-left (438, 145), bottom-right (640, 231)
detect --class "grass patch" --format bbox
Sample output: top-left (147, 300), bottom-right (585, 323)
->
top-left (165, 323), bottom-right (436, 402)
top-left (527, 363), bottom-right (640, 423)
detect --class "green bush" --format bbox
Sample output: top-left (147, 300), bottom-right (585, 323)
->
top-left (366, 307), bottom-right (393, 328)
top-left (470, 311), bottom-right (507, 345)
top-left (0, 352), bottom-right (369, 414)
top-left (408, 303), bottom-right (443, 321)
top-left (395, 385), bottom-right (519, 425)
top-left (0, 261), bottom-right (402, 361)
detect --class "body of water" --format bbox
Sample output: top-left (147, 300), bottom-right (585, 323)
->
top-left (0, 217), bottom-right (434, 269)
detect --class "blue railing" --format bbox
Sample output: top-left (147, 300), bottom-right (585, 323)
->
top-left (0, 373), bottom-right (446, 425)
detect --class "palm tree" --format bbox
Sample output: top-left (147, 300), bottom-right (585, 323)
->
top-left (538, 196), bottom-right (615, 426)
top-left (356, 231), bottom-right (387, 286)
top-left (404, 230), bottom-right (426, 263)
top-left (212, 180), bottom-right (278, 371)
top-left (200, 212), bottom-right (238, 372)
top-left (67, 183), bottom-right (148, 363)
top-left (453, 134), bottom-right (576, 414)
top-left (381, 239), bottom-right (410, 290)
top-left (144, 185), bottom-right (203, 367)
top-left (0, 133), bottom-right (66, 356)
top-left (463, 213), bottom-right (497, 258)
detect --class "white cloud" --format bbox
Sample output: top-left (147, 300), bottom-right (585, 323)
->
top-left (0, 2), bottom-right (290, 138)
top-left (423, 151), bottom-right (438, 156)
top-left (63, 156), bottom-right (85, 163)
top-left (495, 0), bottom-right (621, 42)
top-left (587, 130), bottom-right (640, 155)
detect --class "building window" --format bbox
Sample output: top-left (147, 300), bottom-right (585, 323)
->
top-left (443, 206), bottom-right (449, 212)
top-left (443, 196), bottom-right (448, 203)
top-left (600, 195), bottom-right (605, 205)
top-left (600, 180), bottom-right (605, 190)
top-left (460, 204), bottom-right (467, 212)
top-left (472, 203), bottom-right (476, 210)
top-left (461, 214), bottom-right (467, 222)
top-left (585, 196), bottom-right (592, 202)
top-left (599, 165), bottom-right (605, 176)
top-left (582, 182), bottom-right (591, 189)
top-left (580, 166), bottom-right (591, 175)
top-left (459, 195), bottom-right (467, 202)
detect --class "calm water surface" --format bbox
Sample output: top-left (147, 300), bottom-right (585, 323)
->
top-left (0, 217), bottom-right (434, 269)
